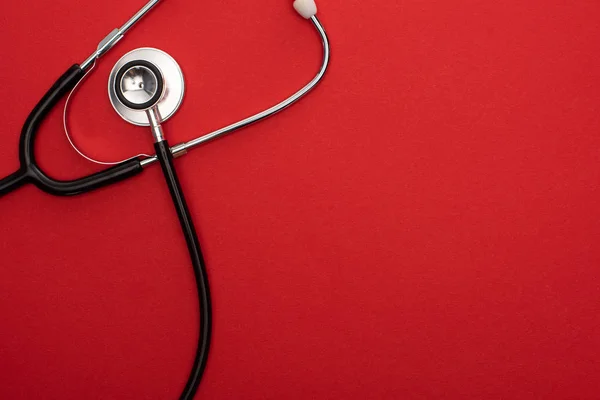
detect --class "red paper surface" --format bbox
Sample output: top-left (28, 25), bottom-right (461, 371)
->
top-left (1, 0), bottom-right (600, 398)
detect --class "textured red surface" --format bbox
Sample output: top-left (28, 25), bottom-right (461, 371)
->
top-left (1, 0), bottom-right (600, 398)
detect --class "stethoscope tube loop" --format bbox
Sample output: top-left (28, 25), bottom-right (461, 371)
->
top-left (0, 65), bottom-right (143, 198)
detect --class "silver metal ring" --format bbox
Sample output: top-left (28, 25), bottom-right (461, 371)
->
top-left (108, 48), bottom-right (185, 126)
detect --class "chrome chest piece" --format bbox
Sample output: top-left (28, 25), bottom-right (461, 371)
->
top-left (108, 48), bottom-right (185, 126)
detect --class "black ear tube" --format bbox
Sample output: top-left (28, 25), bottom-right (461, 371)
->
top-left (0, 64), bottom-right (144, 198)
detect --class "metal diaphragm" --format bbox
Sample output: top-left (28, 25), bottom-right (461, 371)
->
top-left (108, 48), bottom-right (185, 126)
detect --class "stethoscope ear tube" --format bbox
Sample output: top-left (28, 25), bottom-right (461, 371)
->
top-left (0, 65), bottom-right (144, 198)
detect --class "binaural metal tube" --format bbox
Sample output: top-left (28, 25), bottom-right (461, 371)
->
top-left (182, 16), bottom-right (329, 151)
top-left (119, 0), bottom-right (162, 35)
top-left (139, 15), bottom-right (330, 167)
top-left (81, 0), bottom-right (162, 71)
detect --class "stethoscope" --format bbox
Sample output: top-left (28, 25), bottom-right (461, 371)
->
top-left (0, 0), bottom-right (329, 398)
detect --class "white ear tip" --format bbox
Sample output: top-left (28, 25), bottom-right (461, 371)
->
top-left (293, 0), bottom-right (317, 19)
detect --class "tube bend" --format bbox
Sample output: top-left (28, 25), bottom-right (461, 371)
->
top-left (0, 64), bottom-right (144, 198)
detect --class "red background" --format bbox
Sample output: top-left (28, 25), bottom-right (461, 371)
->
top-left (1, 0), bottom-right (600, 398)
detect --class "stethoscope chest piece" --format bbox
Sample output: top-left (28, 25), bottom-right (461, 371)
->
top-left (109, 47), bottom-right (185, 126)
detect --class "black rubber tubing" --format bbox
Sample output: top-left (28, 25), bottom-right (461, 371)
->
top-left (154, 140), bottom-right (212, 400)
top-left (1, 64), bottom-right (211, 397)
top-left (0, 65), bottom-right (143, 197)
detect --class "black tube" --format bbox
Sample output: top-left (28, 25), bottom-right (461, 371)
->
top-left (0, 169), bottom-right (28, 196)
top-left (0, 64), bottom-right (144, 198)
top-left (154, 140), bottom-right (212, 400)
top-left (28, 161), bottom-right (143, 197)
top-left (19, 65), bottom-right (87, 167)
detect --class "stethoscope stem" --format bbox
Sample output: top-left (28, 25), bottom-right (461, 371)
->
top-left (146, 107), bottom-right (165, 143)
